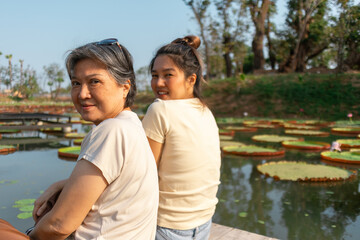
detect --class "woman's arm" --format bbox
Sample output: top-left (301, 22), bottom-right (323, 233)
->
top-left (147, 137), bottom-right (163, 168)
top-left (33, 179), bottom-right (68, 222)
top-left (29, 159), bottom-right (108, 240)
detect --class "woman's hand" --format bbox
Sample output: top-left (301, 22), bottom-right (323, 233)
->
top-left (33, 179), bottom-right (67, 222)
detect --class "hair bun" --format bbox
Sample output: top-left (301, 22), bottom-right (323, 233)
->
top-left (172, 35), bottom-right (201, 49)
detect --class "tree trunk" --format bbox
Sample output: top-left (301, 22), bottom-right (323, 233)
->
top-left (188, 1), bottom-right (211, 80)
top-left (249, 0), bottom-right (270, 71)
top-left (223, 35), bottom-right (233, 77)
top-left (265, 15), bottom-right (276, 70)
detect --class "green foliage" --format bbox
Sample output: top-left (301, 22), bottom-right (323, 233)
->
top-left (250, 73), bottom-right (360, 119)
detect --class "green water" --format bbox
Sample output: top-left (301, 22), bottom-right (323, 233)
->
top-left (0, 125), bottom-right (359, 240)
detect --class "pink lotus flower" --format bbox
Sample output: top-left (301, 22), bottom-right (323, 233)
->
top-left (299, 108), bottom-right (304, 112)
top-left (347, 113), bottom-right (353, 118)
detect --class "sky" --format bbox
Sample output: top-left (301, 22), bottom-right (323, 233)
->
top-left (0, 0), bottom-right (333, 89)
top-left (0, 0), bottom-right (289, 72)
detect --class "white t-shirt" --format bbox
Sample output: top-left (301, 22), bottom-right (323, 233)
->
top-left (142, 98), bottom-right (221, 230)
top-left (75, 110), bottom-right (159, 240)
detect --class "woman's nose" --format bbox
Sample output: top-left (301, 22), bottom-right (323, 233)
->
top-left (156, 77), bottom-right (166, 87)
top-left (79, 84), bottom-right (91, 99)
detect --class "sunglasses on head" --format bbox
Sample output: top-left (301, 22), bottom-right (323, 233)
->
top-left (96, 38), bottom-right (123, 50)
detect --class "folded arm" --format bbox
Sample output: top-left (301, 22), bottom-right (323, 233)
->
top-left (29, 159), bottom-right (108, 240)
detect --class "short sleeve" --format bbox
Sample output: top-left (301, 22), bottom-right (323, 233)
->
top-left (142, 100), bottom-right (168, 144)
top-left (78, 119), bottom-right (126, 184)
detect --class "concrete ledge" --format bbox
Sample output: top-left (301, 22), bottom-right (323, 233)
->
top-left (210, 223), bottom-right (279, 240)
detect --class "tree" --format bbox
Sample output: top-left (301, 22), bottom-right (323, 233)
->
top-left (247, 0), bottom-right (272, 71)
top-left (13, 68), bottom-right (40, 99)
top-left (342, 4), bottom-right (360, 70)
top-left (279, 0), bottom-right (330, 72)
top-left (43, 63), bottom-right (65, 99)
top-left (136, 66), bottom-right (151, 91)
top-left (5, 54), bottom-right (13, 89)
top-left (183, 0), bottom-right (212, 80)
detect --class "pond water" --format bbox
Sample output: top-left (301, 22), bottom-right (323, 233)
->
top-left (0, 121), bottom-right (359, 240)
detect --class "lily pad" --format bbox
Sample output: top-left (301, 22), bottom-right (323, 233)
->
top-left (321, 151), bottom-right (360, 164)
top-left (224, 126), bottom-right (257, 132)
top-left (336, 139), bottom-right (360, 148)
top-left (220, 135), bottom-right (233, 141)
top-left (282, 141), bottom-right (330, 150)
top-left (222, 145), bottom-right (285, 156)
top-left (0, 145), bottom-right (17, 153)
top-left (252, 135), bottom-right (301, 143)
top-left (19, 205), bottom-right (34, 212)
top-left (17, 212), bottom-right (33, 219)
top-left (40, 127), bottom-right (63, 133)
top-left (220, 141), bottom-right (244, 148)
top-left (304, 120), bottom-right (333, 127)
top-left (64, 132), bottom-right (87, 139)
top-left (238, 212), bottom-right (248, 217)
top-left (257, 161), bottom-right (355, 181)
top-left (0, 129), bottom-right (21, 134)
top-left (216, 117), bottom-right (243, 124)
top-left (80, 120), bottom-right (93, 125)
top-left (285, 130), bottom-right (329, 137)
top-left (58, 146), bottom-right (81, 158)
top-left (331, 127), bottom-right (360, 135)
top-left (219, 129), bottom-right (235, 136)
top-left (284, 124), bottom-right (320, 130)
top-left (73, 138), bottom-right (83, 146)
top-left (14, 199), bottom-right (35, 206)
top-left (248, 124), bottom-right (276, 129)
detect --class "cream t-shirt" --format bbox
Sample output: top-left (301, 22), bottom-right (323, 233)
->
top-left (142, 98), bottom-right (221, 230)
top-left (75, 110), bottom-right (159, 240)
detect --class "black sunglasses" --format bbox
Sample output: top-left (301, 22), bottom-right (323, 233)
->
top-left (96, 38), bottom-right (123, 50)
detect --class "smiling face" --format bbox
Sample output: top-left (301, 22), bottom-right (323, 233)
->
top-left (71, 58), bottom-right (130, 125)
top-left (151, 55), bottom-right (195, 100)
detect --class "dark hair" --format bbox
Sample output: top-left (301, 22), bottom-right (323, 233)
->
top-left (149, 35), bottom-right (206, 104)
top-left (65, 40), bottom-right (136, 108)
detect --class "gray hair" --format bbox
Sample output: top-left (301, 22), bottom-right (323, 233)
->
top-left (65, 41), bottom-right (136, 108)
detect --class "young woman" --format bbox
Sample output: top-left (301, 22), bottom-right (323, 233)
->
top-left (142, 35), bottom-right (221, 240)
top-left (2, 38), bottom-right (159, 240)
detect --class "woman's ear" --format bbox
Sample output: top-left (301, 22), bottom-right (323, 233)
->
top-left (187, 74), bottom-right (196, 87)
top-left (123, 79), bottom-right (131, 99)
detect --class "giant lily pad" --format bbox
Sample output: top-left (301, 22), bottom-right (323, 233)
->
top-left (80, 120), bottom-right (93, 125)
top-left (304, 120), bottom-right (333, 127)
top-left (284, 124), bottom-right (320, 130)
top-left (0, 129), bottom-right (21, 134)
top-left (65, 132), bottom-right (87, 139)
top-left (219, 129), bottom-right (235, 136)
top-left (216, 117), bottom-right (243, 124)
top-left (321, 151), bottom-right (360, 164)
top-left (257, 161), bottom-right (355, 181)
top-left (73, 138), bottom-right (83, 146)
top-left (220, 141), bottom-right (244, 148)
top-left (220, 135), bottom-right (233, 141)
top-left (336, 139), bottom-right (360, 148)
top-left (40, 127), bottom-right (63, 133)
top-left (58, 146), bottom-right (81, 158)
top-left (222, 145), bottom-right (285, 156)
top-left (252, 135), bottom-right (302, 143)
top-left (282, 141), bottom-right (330, 150)
top-left (331, 127), bottom-right (360, 135)
top-left (224, 126), bottom-right (257, 132)
top-left (0, 145), bottom-right (17, 153)
top-left (285, 130), bottom-right (329, 137)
